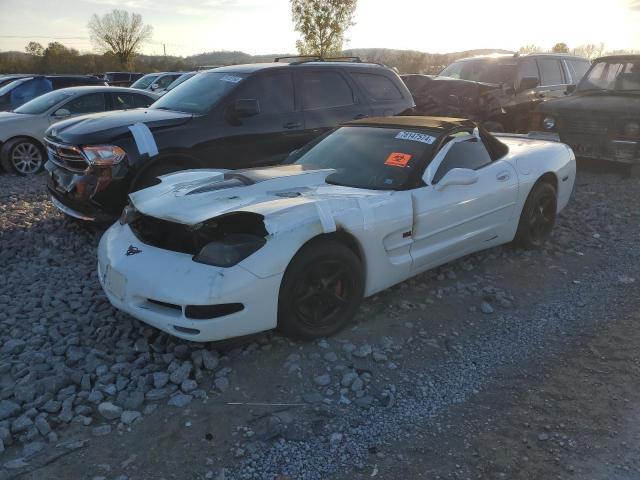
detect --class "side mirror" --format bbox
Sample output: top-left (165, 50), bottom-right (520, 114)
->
top-left (150, 83), bottom-right (159, 91)
top-left (53, 108), bottom-right (71, 118)
top-left (435, 168), bottom-right (480, 190)
top-left (565, 84), bottom-right (576, 94)
top-left (518, 77), bottom-right (540, 92)
top-left (233, 99), bottom-right (260, 118)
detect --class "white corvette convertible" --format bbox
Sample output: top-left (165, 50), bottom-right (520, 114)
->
top-left (98, 117), bottom-right (576, 341)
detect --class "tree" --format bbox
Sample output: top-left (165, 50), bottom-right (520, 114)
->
top-left (519, 44), bottom-right (542, 54)
top-left (88, 9), bottom-right (152, 68)
top-left (25, 42), bottom-right (44, 56)
top-left (291, 0), bottom-right (357, 58)
top-left (551, 42), bottom-right (570, 54)
top-left (572, 42), bottom-right (606, 60)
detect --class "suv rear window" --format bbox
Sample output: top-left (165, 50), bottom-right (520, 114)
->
top-left (299, 71), bottom-right (354, 110)
top-left (353, 73), bottom-right (403, 101)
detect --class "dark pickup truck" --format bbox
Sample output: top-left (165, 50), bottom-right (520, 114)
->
top-left (405, 53), bottom-right (590, 133)
top-left (531, 55), bottom-right (640, 174)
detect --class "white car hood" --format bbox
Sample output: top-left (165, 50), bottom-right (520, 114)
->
top-left (129, 165), bottom-right (387, 227)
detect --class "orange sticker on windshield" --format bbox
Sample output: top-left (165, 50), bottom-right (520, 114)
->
top-left (385, 152), bottom-right (412, 167)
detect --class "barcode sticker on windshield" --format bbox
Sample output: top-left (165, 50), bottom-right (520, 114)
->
top-left (220, 75), bottom-right (244, 83)
top-left (395, 131), bottom-right (436, 144)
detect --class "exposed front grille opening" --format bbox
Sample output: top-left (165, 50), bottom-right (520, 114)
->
top-left (173, 326), bottom-right (201, 335)
top-left (129, 212), bottom-right (267, 255)
top-left (185, 303), bottom-right (244, 320)
top-left (46, 141), bottom-right (88, 172)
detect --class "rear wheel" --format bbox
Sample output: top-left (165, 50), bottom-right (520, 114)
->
top-left (9, 139), bottom-right (45, 176)
top-left (278, 240), bottom-right (364, 340)
top-left (514, 181), bottom-right (557, 249)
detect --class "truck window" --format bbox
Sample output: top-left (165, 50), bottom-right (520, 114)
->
top-left (538, 59), bottom-right (565, 86)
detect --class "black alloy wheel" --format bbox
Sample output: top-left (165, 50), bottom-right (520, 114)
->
top-left (515, 181), bottom-right (557, 249)
top-left (278, 240), bottom-right (364, 339)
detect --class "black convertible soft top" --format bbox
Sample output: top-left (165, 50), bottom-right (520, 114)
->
top-left (346, 116), bottom-right (509, 161)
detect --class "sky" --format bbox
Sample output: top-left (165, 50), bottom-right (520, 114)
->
top-left (0, 0), bottom-right (639, 57)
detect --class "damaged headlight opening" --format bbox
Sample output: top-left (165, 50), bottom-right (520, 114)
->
top-left (193, 234), bottom-right (266, 267)
top-left (82, 145), bottom-right (126, 166)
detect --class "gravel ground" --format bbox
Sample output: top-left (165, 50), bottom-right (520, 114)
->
top-left (0, 166), bottom-right (638, 480)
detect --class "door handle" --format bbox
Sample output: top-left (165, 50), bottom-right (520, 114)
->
top-left (353, 113), bottom-right (368, 120)
top-left (496, 172), bottom-right (511, 182)
top-left (283, 122), bottom-right (302, 129)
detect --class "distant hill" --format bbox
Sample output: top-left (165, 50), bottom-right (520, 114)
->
top-left (0, 47), bottom-right (515, 75)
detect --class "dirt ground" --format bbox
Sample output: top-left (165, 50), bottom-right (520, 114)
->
top-left (1, 163), bottom-right (639, 480)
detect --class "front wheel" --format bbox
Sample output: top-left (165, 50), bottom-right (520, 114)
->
top-left (131, 160), bottom-right (185, 192)
top-left (278, 240), bottom-right (364, 340)
top-left (9, 139), bottom-right (45, 176)
top-left (514, 181), bottom-right (557, 249)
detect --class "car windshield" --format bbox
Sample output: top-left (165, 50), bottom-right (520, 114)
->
top-left (0, 77), bottom-right (30, 96)
top-left (439, 59), bottom-right (517, 85)
top-left (131, 74), bottom-right (159, 89)
top-left (13, 90), bottom-right (74, 114)
top-left (151, 71), bottom-right (248, 114)
top-left (290, 126), bottom-right (437, 190)
top-left (578, 59), bottom-right (640, 92)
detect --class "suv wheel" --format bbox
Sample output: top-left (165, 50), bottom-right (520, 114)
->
top-left (8, 139), bottom-right (45, 176)
top-left (132, 160), bottom-right (185, 192)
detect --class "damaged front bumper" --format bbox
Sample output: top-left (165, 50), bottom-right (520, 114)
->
top-left (45, 159), bottom-right (129, 223)
top-left (97, 222), bottom-right (282, 342)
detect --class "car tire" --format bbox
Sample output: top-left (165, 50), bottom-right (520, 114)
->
top-left (8, 139), bottom-right (45, 176)
top-left (514, 181), bottom-right (557, 249)
top-left (278, 239), bottom-right (364, 340)
top-left (131, 160), bottom-right (184, 192)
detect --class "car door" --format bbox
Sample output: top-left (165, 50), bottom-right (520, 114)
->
top-left (296, 70), bottom-right (372, 143)
top-left (410, 135), bottom-right (518, 271)
top-left (51, 92), bottom-right (108, 124)
top-left (536, 58), bottom-right (569, 100)
top-left (210, 71), bottom-right (307, 168)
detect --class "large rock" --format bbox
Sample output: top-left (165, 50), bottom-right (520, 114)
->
top-left (98, 402), bottom-right (122, 421)
top-left (169, 363), bottom-right (192, 385)
top-left (0, 400), bottom-right (20, 421)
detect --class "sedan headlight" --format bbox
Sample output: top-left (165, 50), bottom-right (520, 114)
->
top-left (624, 122), bottom-right (640, 137)
top-left (542, 117), bottom-right (556, 130)
top-left (193, 234), bottom-right (266, 267)
top-left (82, 145), bottom-right (126, 166)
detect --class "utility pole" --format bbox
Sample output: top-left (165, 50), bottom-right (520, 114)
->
top-left (163, 44), bottom-right (166, 57)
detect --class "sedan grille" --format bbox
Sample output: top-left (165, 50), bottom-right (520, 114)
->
top-left (45, 140), bottom-right (88, 172)
top-left (564, 117), bottom-right (610, 135)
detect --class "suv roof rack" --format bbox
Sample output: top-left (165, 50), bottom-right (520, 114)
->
top-left (274, 55), bottom-right (363, 65)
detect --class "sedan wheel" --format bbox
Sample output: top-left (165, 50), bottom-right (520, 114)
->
top-left (515, 182), bottom-right (557, 249)
top-left (278, 240), bottom-right (364, 339)
top-left (10, 140), bottom-right (44, 176)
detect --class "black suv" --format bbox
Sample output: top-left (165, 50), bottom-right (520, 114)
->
top-left (0, 75), bottom-right (107, 111)
top-left (532, 55), bottom-right (640, 174)
top-left (45, 58), bottom-right (414, 222)
top-left (412, 53), bottom-right (591, 132)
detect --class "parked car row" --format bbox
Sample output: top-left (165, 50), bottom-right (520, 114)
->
top-left (0, 86), bottom-right (157, 175)
top-left (0, 57), bottom-right (581, 344)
